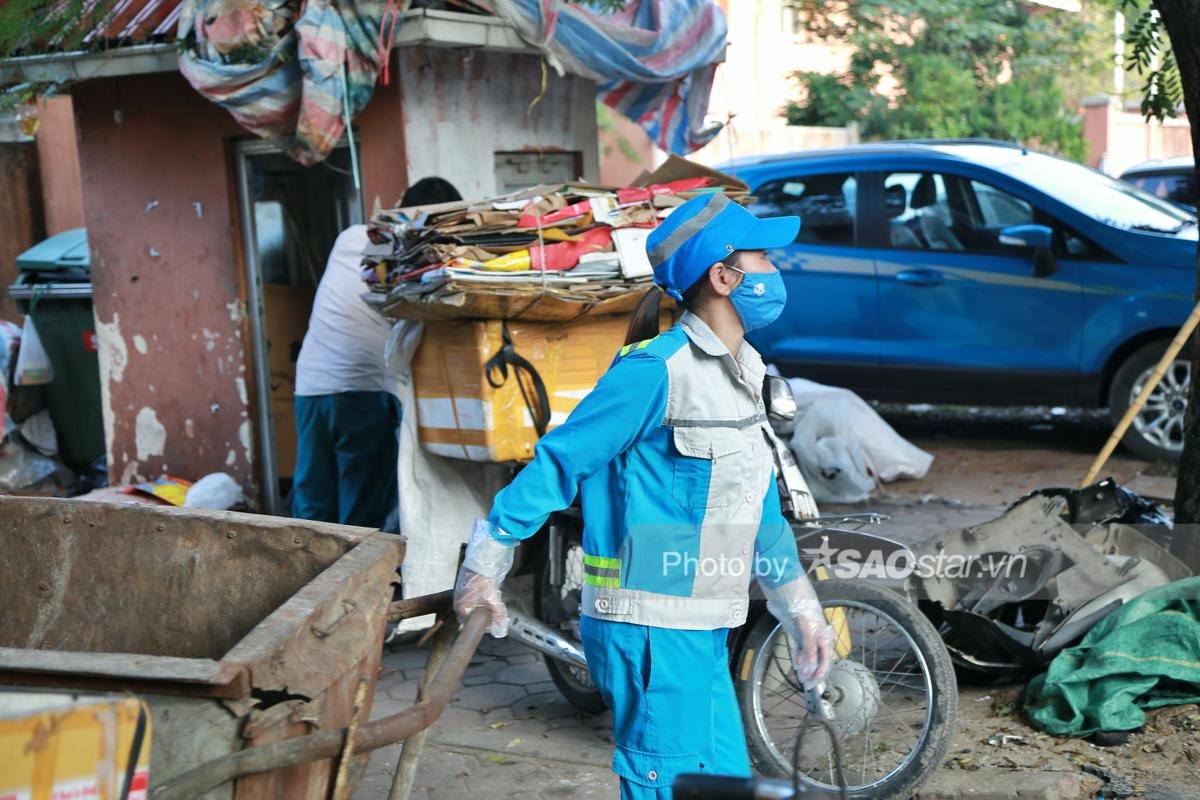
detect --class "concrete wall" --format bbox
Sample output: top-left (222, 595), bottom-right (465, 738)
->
top-left (0, 139), bottom-right (43, 324)
top-left (599, 113), bottom-right (657, 187)
top-left (73, 72), bottom-right (256, 493)
top-left (1082, 96), bottom-right (1193, 175)
top-left (397, 48), bottom-right (600, 197)
top-left (357, 50), bottom-right (410, 212)
top-left (71, 69), bottom-right (414, 501)
top-left (35, 95), bottom-right (85, 235)
top-left (70, 50), bottom-right (597, 506)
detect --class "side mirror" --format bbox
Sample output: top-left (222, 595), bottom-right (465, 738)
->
top-left (999, 224), bottom-right (1053, 250)
top-left (765, 375), bottom-right (797, 422)
top-left (1000, 224), bottom-right (1057, 277)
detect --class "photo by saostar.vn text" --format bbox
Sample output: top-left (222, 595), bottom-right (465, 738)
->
top-left (658, 541), bottom-right (1051, 586)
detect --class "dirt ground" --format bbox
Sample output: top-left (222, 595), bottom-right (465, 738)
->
top-left (875, 404), bottom-right (1177, 507)
top-left (872, 406), bottom-right (1196, 799)
top-left (948, 685), bottom-right (1199, 800)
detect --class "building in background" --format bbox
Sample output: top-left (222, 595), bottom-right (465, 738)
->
top-left (601, 0), bottom-right (1192, 183)
top-left (0, 7), bottom-right (600, 513)
top-left (600, 0), bottom-right (858, 184)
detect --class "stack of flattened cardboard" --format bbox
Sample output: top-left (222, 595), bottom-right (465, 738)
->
top-left (361, 157), bottom-right (750, 323)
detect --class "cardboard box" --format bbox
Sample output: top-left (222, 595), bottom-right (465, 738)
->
top-left (0, 693), bottom-right (151, 799)
top-left (413, 312), bottom-right (671, 462)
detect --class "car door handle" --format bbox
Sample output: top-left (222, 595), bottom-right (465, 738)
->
top-left (895, 269), bottom-right (944, 287)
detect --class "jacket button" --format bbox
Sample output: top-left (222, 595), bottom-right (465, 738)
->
top-left (745, 491), bottom-right (755, 504)
top-left (741, 543), bottom-right (750, 555)
top-left (648, 770), bottom-right (658, 781)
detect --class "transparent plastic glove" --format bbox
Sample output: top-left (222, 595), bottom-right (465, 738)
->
top-left (762, 576), bottom-right (835, 686)
top-left (787, 602), bottom-right (834, 685)
top-left (453, 518), bottom-right (517, 638)
top-left (453, 567), bottom-right (510, 638)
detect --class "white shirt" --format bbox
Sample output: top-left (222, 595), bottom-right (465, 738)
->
top-left (295, 225), bottom-right (394, 396)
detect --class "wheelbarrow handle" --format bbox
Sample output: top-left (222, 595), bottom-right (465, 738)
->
top-left (151, 607), bottom-right (491, 800)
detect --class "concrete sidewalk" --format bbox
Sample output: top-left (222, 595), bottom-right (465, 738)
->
top-left (353, 634), bottom-right (1115, 800)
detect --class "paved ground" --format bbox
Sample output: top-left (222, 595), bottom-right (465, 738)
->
top-left (355, 629), bottom-right (619, 800)
top-left (356, 618), bottom-right (1197, 800)
top-left (352, 409), bottom-right (1186, 800)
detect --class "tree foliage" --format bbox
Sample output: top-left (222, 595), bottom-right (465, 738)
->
top-left (1118, 0), bottom-right (1185, 120)
top-left (782, 0), bottom-right (1098, 160)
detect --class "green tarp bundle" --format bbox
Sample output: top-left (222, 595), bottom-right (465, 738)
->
top-left (1025, 577), bottom-right (1200, 736)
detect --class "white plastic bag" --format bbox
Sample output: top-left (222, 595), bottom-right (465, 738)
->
top-left (184, 472), bottom-right (245, 509)
top-left (785, 377), bottom-right (934, 504)
top-left (0, 439), bottom-right (58, 490)
top-left (384, 320), bottom-right (511, 636)
top-left (18, 409), bottom-right (58, 456)
top-left (14, 316), bottom-right (53, 385)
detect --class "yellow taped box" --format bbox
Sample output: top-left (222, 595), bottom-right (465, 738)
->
top-left (0, 693), bottom-right (151, 800)
top-left (413, 313), bottom-right (671, 462)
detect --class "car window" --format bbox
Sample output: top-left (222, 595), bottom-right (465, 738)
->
top-left (1130, 173), bottom-right (1197, 208)
top-left (971, 181), bottom-right (1034, 228)
top-left (1008, 157), bottom-right (1193, 234)
top-left (881, 172), bottom-right (1033, 252)
top-left (750, 173), bottom-right (857, 245)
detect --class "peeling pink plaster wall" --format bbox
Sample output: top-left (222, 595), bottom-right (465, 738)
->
top-left (73, 73), bottom-right (257, 496)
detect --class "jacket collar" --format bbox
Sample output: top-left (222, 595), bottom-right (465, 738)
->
top-left (679, 310), bottom-right (727, 357)
top-left (679, 310), bottom-right (766, 397)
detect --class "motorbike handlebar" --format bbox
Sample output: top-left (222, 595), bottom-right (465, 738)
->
top-left (672, 774), bottom-right (841, 800)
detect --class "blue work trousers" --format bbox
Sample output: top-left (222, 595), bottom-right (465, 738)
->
top-left (292, 391), bottom-right (399, 527)
top-left (580, 615), bottom-right (751, 799)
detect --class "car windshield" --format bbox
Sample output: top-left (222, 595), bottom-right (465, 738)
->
top-left (1007, 156), bottom-right (1196, 234)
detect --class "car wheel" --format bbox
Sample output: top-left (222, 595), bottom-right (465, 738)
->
top-left (1108, 340), bottom-right (1191, 462)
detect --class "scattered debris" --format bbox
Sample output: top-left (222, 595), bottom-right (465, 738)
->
top-left (910, 480), bottom-right (1186, 675)
top-left (985, 734), bottom-right (1026, 747)
top-left (184, 471), bottom-right (245, 510)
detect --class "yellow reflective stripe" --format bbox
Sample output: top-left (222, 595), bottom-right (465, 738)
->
top-left (585, 574), bottom-right (621, 589)
top-left (617, 337), bottom-right (656, 360)
top-left (584, 554), bottom-right (622, 570)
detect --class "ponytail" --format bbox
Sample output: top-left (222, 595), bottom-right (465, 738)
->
top-left (624, 287), bottom-right (664, 346)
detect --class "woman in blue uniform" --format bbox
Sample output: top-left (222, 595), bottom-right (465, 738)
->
top-left (453, 193), bottom-right (834, 798)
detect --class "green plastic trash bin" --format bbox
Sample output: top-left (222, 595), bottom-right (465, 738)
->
top-left (9, 228), bottom-right (105, 469)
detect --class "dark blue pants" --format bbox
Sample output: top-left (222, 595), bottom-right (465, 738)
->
top-left (292, 391), bottom-right (399, 527)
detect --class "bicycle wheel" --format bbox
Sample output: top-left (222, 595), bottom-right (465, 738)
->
top-left (734, 579), bottom-right (956, 800)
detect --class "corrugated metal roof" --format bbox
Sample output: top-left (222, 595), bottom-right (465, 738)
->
top-left (83, 0), bottom-right (182, 43)
top-left (0, 5), bottom-right (524, 84)
top-left (0, 0), bottom-right (182, 56)
top-left (70, 0), bottom-right (181, 46)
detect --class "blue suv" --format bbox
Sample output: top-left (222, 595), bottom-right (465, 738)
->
top-left (722, 141), bottom-right (1198, 461)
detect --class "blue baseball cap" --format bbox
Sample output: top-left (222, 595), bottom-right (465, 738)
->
top-left (646, 193), bottom-right (800, 301)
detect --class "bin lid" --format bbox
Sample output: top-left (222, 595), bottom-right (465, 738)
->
top-left (16, 228), bottom-right (89, 273)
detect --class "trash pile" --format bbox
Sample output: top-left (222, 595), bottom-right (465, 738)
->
top-left (0, 319), bottom-right (65, 493)
top-left (910, 479), bottom-right (1188, 676)
top-left (769, 372), bottom-right (934, 503)
top-left (360, 157), bottom-right (749, 322)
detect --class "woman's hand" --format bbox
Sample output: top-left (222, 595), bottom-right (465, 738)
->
top-left (789, 601), bottom-right (834, 685)
top-left (453, 566), bottom-right (510, 638)
top-left (454, 518), bottom-right (517, 638)
top-left (761, 575), bottom-right (835, 687)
